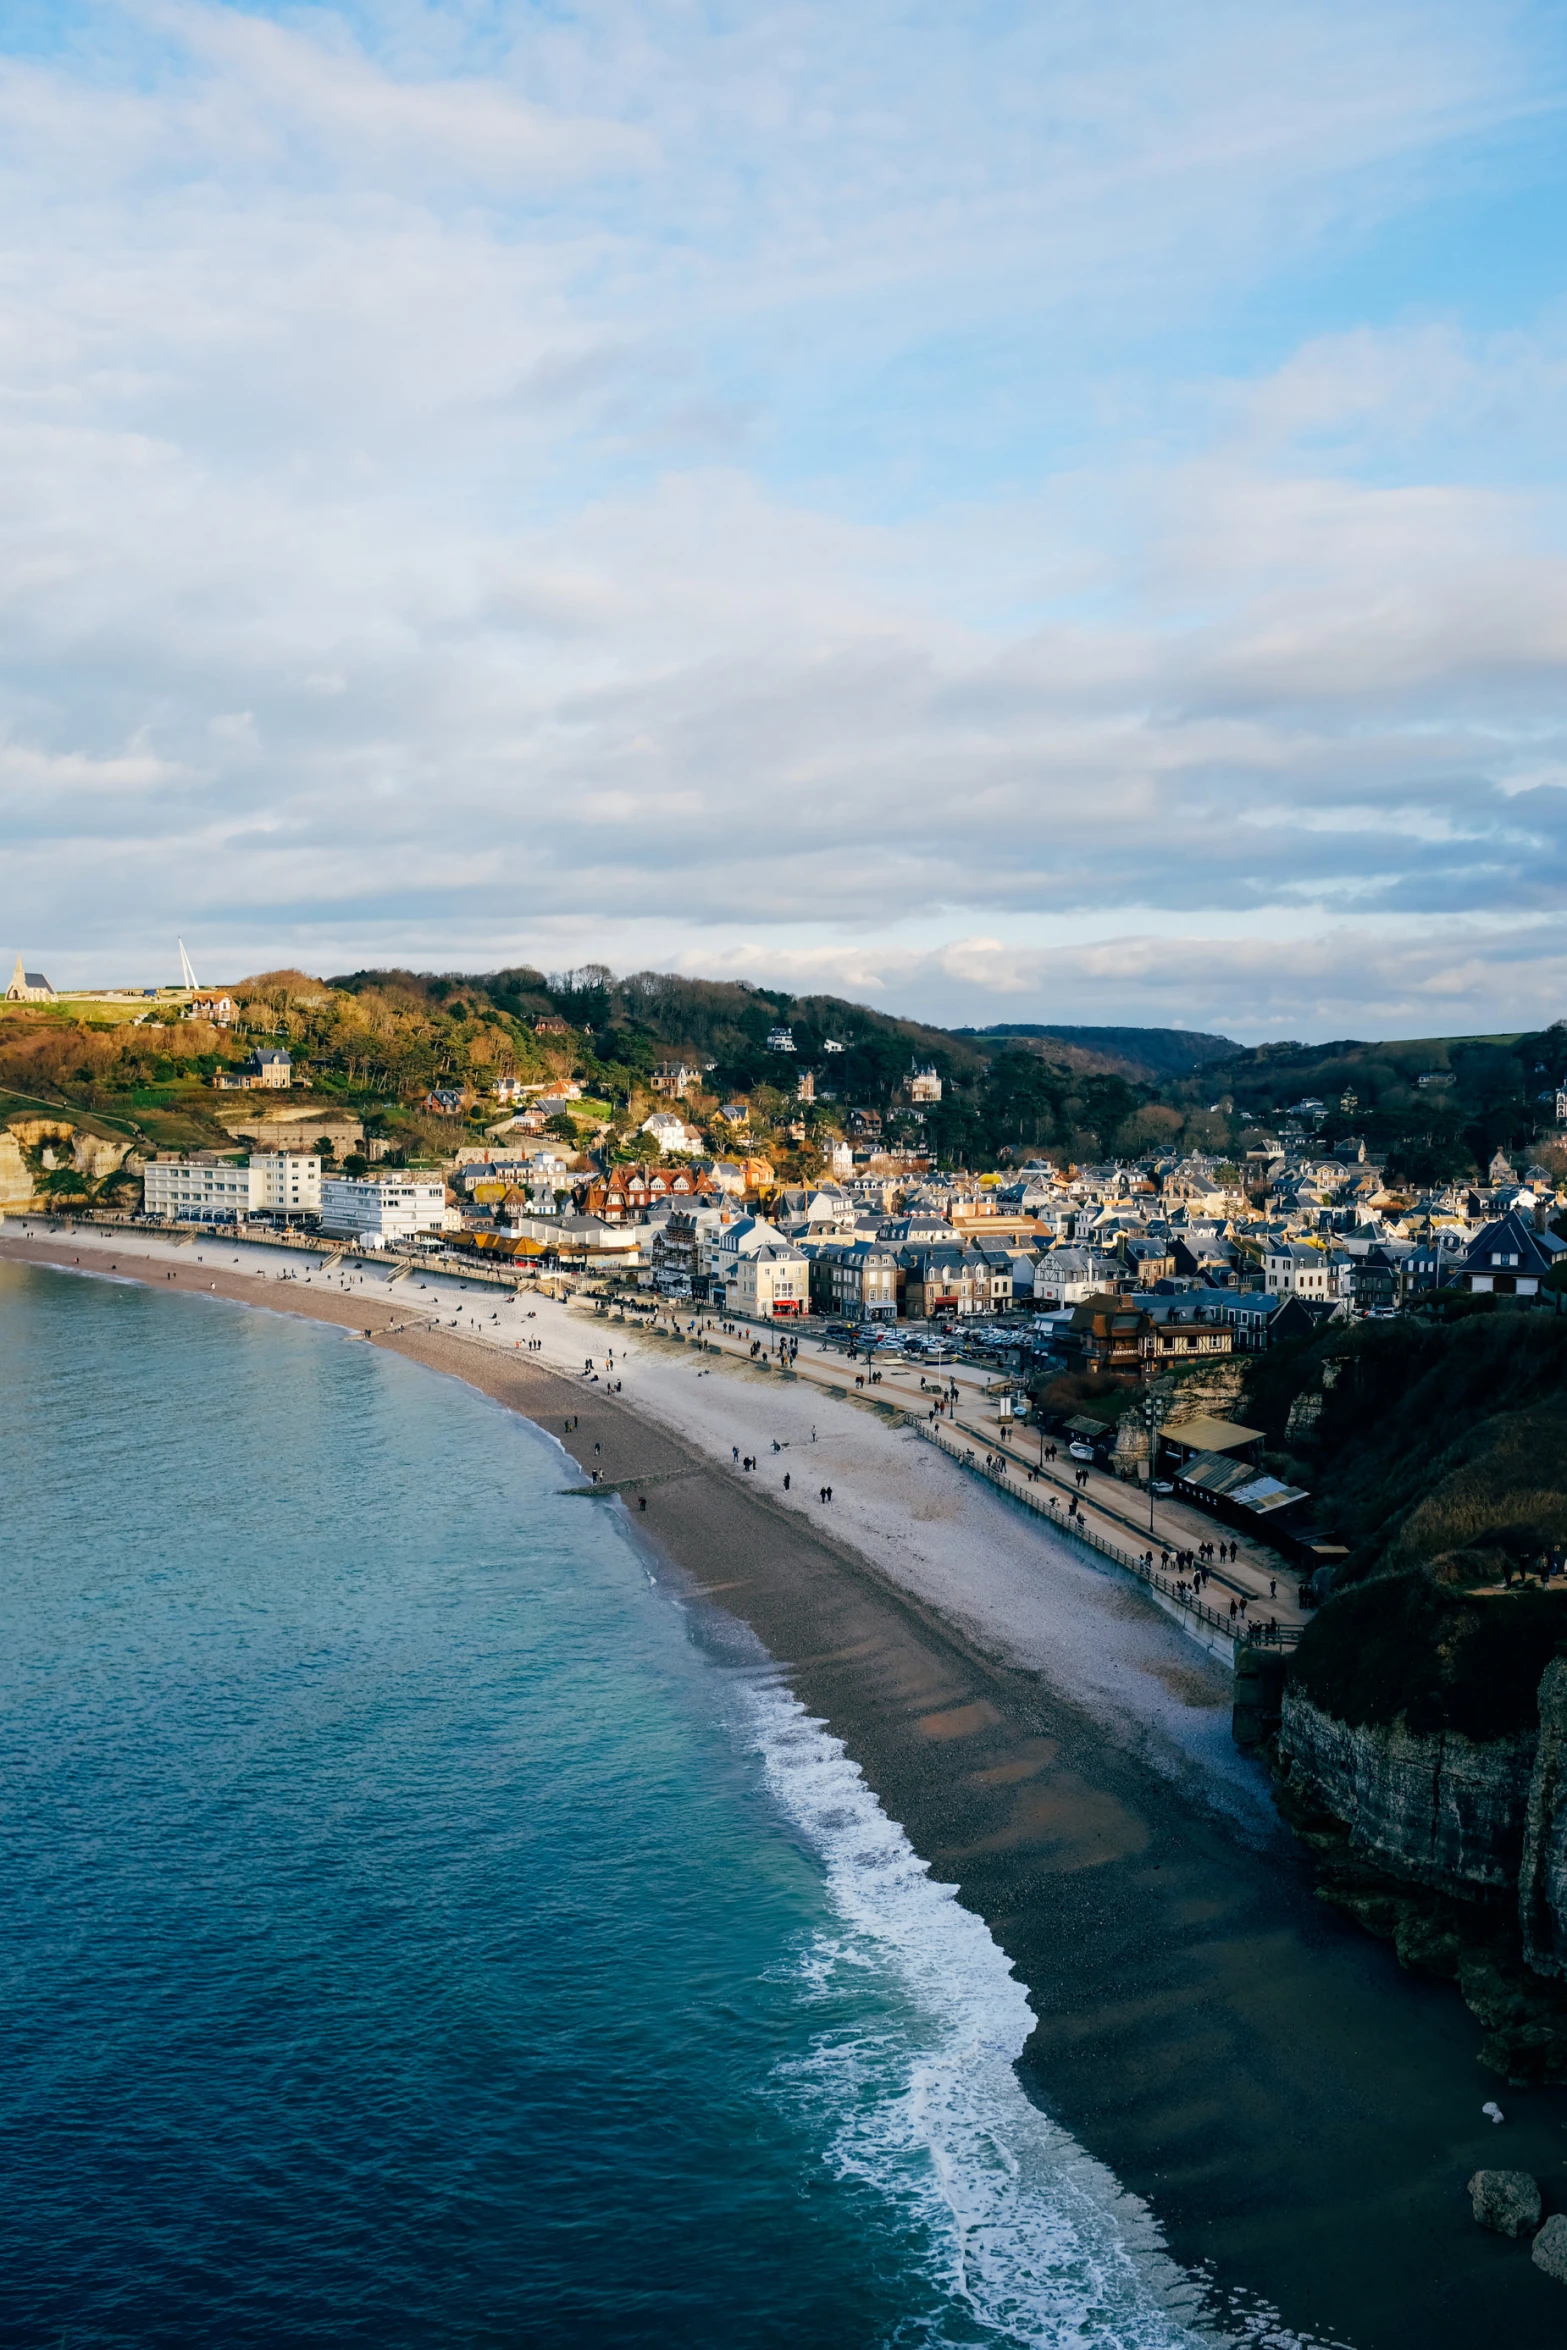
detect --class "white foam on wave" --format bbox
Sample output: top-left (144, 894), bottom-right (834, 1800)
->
top-left (738, 1676), bottom-right (1336, 2350)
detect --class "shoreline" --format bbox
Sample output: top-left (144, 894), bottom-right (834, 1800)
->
top-left (8, 1228), bottom-right (1567, 2346)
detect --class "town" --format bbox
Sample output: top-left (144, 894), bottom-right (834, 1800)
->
top-left (5, 953), bottom-right (1565, 1603)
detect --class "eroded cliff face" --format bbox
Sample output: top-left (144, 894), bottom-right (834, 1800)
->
top-left (1521, 1659), bottom-right (1567, 1978)
top-left (1276, 1688), bottom-right (1535, 1898)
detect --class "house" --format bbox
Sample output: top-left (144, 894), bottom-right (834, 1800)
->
top-left (810, 1239), bottom-right (899, 1322)
top-left (492, 1075), bottom-right (527, 1103)
top-left (425, 1087), bottom-right (466, 1116)
top-left (185, 993), bottom-right (234, 1025)
top-left (641, 1109), bottom-right (702, 1155)
top-left (1263, 1240), bottom-right (1351, 1301)
top-left (848, 1107), bottom-right (882, 1139)
top-left (252, 1048), bottom-right (293, 1090)
top-left (1462, 1209), bottom-right (1566, 1298)
top-left (652, 1062), bottom-right (699, 1098)
top-left (796, 1068), bottom-right (815, 1103)
top-left (534, 1015), bottom-right (571, 1034)
top-left (909, 1065), bottom-right (942, 1104)
top-left (707, 1214), bottom-right (787, 1306)
top-left (5, 955), bottom-right (54, 1003)
top-left (766, 1026), bottom-right (796, 1053)
top-left (579, 1163), bottom-right (717, 1222)
top-left (718, 1101), bottom-right (750, 1127)
top-left (732, 1241), bottom-right (809, 1319)
top-left (651, 1209), bottom-right (702, 1298)
top-left (1140, 1296), bottom-right (1235, 1365)
top-left (1059, 1294), bottom-right (1145, 1374)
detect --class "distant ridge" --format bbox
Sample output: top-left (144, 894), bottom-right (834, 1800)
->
top-left (953, 1023), bottom-right (1240, 1082)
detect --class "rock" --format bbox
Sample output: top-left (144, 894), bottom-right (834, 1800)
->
top-left (1276, 1689), bottom-right (1536, 1899)
top-left (1520, 1657), bottom-right (1567, 1979)
top-left (1532, 2212), bottom-right (1567, 2280)
top-left (1469, 2170), bottom-right (1542, 2237)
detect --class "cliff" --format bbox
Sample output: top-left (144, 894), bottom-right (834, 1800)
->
top-left (1272, 1613), bottom-right (1567, 2079)
top-left (1276, 1689), bottom-right (1534, 1899)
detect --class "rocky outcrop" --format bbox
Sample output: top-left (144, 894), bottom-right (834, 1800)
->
top-left (1533, 2215), bottom-right (1567, 2282)
top-left (0, 1131), bottom-right (35, 1209)
top-left (72, 1132), bottom-right (129, 1181)
top-left (1520, 1657), bottom-right (1567, 1977)
top-left (1275, 1688), bottom-right (1535, 1898)
top-left (1469, 2170), bottom-right (1541, 2237)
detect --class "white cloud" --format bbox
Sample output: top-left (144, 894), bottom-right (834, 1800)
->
top-left (0, 2), bottom-right (1564, 1038)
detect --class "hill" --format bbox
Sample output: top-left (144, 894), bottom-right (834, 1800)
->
top-left (955, 1023), bottom-right (1239, 1081)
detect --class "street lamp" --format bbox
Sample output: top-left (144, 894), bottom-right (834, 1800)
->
top-left (1143, 1390), bottom-right (1170, 1535)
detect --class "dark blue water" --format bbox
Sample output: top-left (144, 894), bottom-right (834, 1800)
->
top-left (0, 1263), bottom-right (1198, 2348)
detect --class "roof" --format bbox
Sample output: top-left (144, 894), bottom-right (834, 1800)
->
top-left (1162, 1413), bottom-right (1263, 1455)
top-left (1177, 1452), bottom-right (1309, 1515)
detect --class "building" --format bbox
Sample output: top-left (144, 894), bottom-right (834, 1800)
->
top-left (652, 1062), bottom-right (699, 1098)
top-left (185, 993), bottom-right (234, 1025)
top-left (579, 1163), bottom-right (717, 1222)
top-left (811, 1239), bottom-right (899, 1322)
top-left (641, 1109), bottom-right (702, 1155)
top-left (1462, 1209), bottom-right (1566, 1298)
top-left (717, 1101), bottom-right (750, 1127)
top-left (766, 1026), bottom-right (796, 1052)
top-left (143, 1154), bottom-right (254, 1223)
top-left (796, 1068), bottom-right (815, 1103)
top-left (650, 1209), bottom-right (702, 1298)
top-left (1262, 1240), bottom-right (1351, 1301)
top-left (253, 1048), bottom-right (292, 1090)
top-left (732, 1241), bottom-right (808, 1319)
top-left (6, 955), bottom-right (54, 1003)
top-left (909, 1065), bottom-right (942, 1104)
top-left (534, 1015), bottom-right (571, 1035)
top-left (247, 1153), bottom-right (321, 1219)
top-left (319, 1175), bottom-right (449, 1247)
top-left (426, 1087), bottom-right (466, 1116)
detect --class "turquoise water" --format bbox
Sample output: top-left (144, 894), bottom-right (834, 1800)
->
top-left (0, 1264), bottom-right (1199, 2348)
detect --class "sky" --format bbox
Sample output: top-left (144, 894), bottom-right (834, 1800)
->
top-left (3, 0), bottom-right (1567, 1043)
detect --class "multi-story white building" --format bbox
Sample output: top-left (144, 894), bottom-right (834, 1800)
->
top-left (248, 1153), bottom-right (321, 1218)
top-left (142, 1151), bottom-right (321, 1223)
top-left (319, 1175), bottom-right (449, 1247)
top-left (143, 1155), bottom-right (254, 1223)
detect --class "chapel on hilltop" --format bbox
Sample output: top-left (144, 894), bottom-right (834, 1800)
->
top-left (6, 954), bottom-right (54, 1003)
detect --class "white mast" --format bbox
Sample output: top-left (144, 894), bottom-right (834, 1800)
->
top-left (178, 938), bottom-right (199, 992)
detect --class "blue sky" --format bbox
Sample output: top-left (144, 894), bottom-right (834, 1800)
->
top-left (2, 0), bottom-right (1566, 1040)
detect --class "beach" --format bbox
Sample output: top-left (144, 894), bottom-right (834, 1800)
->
top-left (9, 1221), bottom-right (1567, 2347)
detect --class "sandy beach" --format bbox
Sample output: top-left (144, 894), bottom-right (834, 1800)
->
top-left (9, 1221), bottom-right (1567, 2347)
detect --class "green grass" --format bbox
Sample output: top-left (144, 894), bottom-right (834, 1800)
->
top-left (0, 1084), bottom-right (141, 1141)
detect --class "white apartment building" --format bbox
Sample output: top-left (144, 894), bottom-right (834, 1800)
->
top-left (143, 1151), bottom-right (322, 1223)
top-left (248, 1153), bottom-right (321, 1218)
top-left (143, 1155), bottom-right (254, 1223)
top-left (319, 1175), bottom-right (449, 1247)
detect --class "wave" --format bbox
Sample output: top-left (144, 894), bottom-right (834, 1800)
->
top-left (739, 1678), bottom-right (1337, 2350)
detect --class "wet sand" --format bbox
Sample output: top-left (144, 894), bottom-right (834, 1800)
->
top-left (8, 1234), bottom-right (1567, 2345)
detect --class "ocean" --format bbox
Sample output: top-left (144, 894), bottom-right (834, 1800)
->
top-left (0, 1261), bottom-right (1203, 2348)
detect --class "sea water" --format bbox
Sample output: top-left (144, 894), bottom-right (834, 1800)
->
top-left (0, 1262), bottom-right (1206, 2349)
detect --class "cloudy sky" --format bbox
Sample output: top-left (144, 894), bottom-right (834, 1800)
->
top-left (3, 0), bottom-right (1566, 1039)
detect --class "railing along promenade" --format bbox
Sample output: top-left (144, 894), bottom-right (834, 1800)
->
top-left (905, 1415), bottom-right (1300, 1654)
